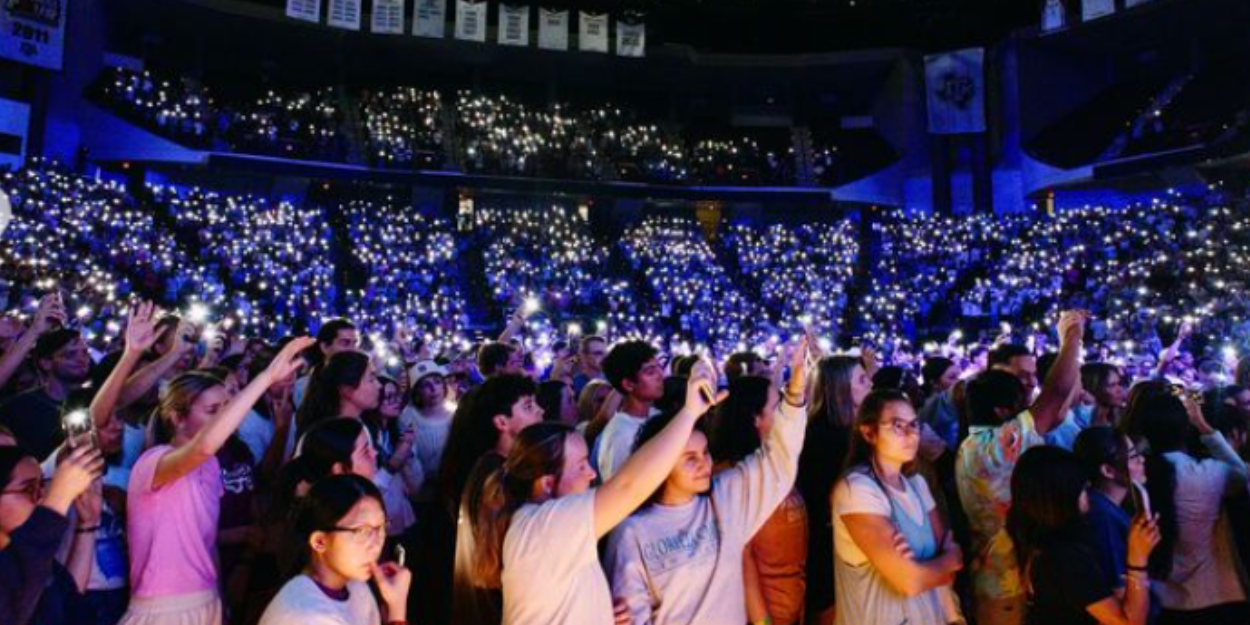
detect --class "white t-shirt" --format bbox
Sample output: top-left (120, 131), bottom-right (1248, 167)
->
top-left (237, 409), bottom-right (275, 465)
top-left (258, 575), bottom-right (380, 625)
top-left (502, 491), bottom-right (614, 625)
top-left (832, 470), bottom-right (936, 566)
top-left (595, 410), bottom-right (650, 482)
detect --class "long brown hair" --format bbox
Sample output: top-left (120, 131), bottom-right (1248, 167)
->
top-left (468, 422), bottom-right (575, 589)
top-left (809, 355), bottom-right (862, 429)
top-left (843, 389), bottom-right (919, 476)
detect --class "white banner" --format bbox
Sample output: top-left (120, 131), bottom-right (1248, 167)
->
top-left (1041, 0), bottom-right (1066, 32)
top-left (924, 48), bottom-right (987, 134)
top-left (371, 0), bottom-right (405, 34)
top-left (578, 11), bottom-right (608, 53)
top-left (0, 0), bottom-right (68, 70)
top-left (537, 8), bottom-right (568, 51)
top-left (413, 0), bottom-right (446, 38)
top-left (0, 97), bottom-right (30, 171)
top-left (1125, 0), bottom-right (1151, 7)
top-left (327, 0), bottom-right (362, 30)
top-left (616, 20), bottom-right (645, 57)
top-left (455, 0), bottom-right (487, 42)
top-left (286, 0), bottom-right (322, 23)
top-left (498, 4), bottom-right (530, 46)
top-left (1082, 0), bottom-right (1115, 21)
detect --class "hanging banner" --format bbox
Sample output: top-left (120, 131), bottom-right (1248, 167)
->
top-left (1125, 0), bottom-right (1151, 7)
top-left (0, 0), bottom-right (69, 70)
top-left (578, 11), bottom-right (608, 53)
top-left (413, 0), bottom-right (446, 38)
top-left (537, 8), bottom-right (568, 51)
top-left (0, 98), bottom-right (29, 171)
top-left (372, 0), bottom-right (405, 34)
top-left (924, 48), bottom-right (987, 134)
top-left (616, 20), bottom-right (645, 57)
top-left (327, 0), bottom-right (361, 30)
top-left (498, 4), bottom-right (530, 46)
top-left (1082, 0), bottom-right (1114, 21)
top-left (1041, 0), bottom-right (1066, 32)
top-left (286, 0), bottom-right (322, 23)
top-left (455, 0), bottom-right (487, 41)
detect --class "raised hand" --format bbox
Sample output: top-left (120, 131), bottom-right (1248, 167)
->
top-left (684, 359), bottom-right (726, 415)
top-left (1056, 309), bottom-right (1089, 344)
top-left (785, 336), bottom-right (810, 404)
top-left (263, 337), bottom-right (316, 386)
top-left (43, 444), bottom-right (105, 515)
top-left (123, 301), bottom-right (160, 355)
top-left (30, 293), bottom-right (68, 336)
top-left (371, 561), bottom-right (413, 621)
top-left (1127, 513), bottom-right (1161, 569)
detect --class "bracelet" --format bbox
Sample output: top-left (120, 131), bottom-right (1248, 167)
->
top-left (1126, 564), bottom-right (1148, 572)
top-left (385, 621), bottom-right (407, 625)
top-left (75, 525), bottom-right (100, 533)
top-left (782, 393), bottom-right (806, 408)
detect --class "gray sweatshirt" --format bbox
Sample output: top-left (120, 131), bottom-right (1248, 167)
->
top-left (604, 401), bottom-right (807, 625)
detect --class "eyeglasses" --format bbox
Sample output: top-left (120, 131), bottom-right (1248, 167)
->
top-left (882, 419), bottom-right (922, 438)
top-left (0, 479), bottom-right (43, 502)
top-left (328, 524), bottom-right (386, 544)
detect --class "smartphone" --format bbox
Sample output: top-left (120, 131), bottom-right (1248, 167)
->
top-left (1130, 481), bottom-right (1152, 519)
top-left (393, 544), bottom-right (406, 567)
top-left (62, 409), bottom-right (96, 449)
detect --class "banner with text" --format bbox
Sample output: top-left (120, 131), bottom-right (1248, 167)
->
top-left (498, 4), bottom-right (530, 46)
top-left (538, 8), bottom-right (568, 50)
top-left (924, 48), bottom-right (987, 134)
top-left (1, 0), bottom-right (68, 69)
top-left (327, 0), bottom-right (361, 30)
top-left (455, 0), bottom-right (487, 41)
top-left (286, 0), bottom-right (322, 23)
top-left (371, 0), bottom-right (405, 34)
top-left (413, 0), bottom-right (446, 38)
top-left (1082, 0), bottom-right (1115, 21)
top-left (616, 19), bottom-right (645, 57)
top-left (578, 11), bottom-right (608, 53)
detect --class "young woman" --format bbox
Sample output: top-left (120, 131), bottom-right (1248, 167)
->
top-left (363, 376), bottom-right (415, 487)
top-left (605, 345), bottom-right (810, 625)
top-left (707, 374), bottom-right (808, 625)
top-left (117, 337), bottom-right (313, 625)
top-left (399, 361), bottom-right (453, 505)
top-left (538, 380), bottom-right (578, 426)
top-left (1073, 428), bottom-right (1150, 605)
top-left (468, 362), bottom-right (724, 625)
top-left (296, 351), bottom-right (381, 438)
top-left (1008, 445), bottom-right (1159, 625)
top-left (0, 444), bottom-right (103, 625)
top-left (831, 390), bottom-right (963, 625)
top-left (795, 354), bottom-right (872, 624)
top-left (1137, 389), bottom-right (1250, 624)
top-left (258, 475), bottom-right (411, 625)
top-left (576, 379), bottom-right (613, 428)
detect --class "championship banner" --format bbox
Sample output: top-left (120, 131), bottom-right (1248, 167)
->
top-left (286, 0), bottom-right (322, 23)
top-left (454, 0), bottom-right (486, 42)
top-left (924, 48), bottom-right (987, 134)
top-left (371, 0), bottom-right (405, 34)
top-left (537, 8), bottom-right (568, 51)
top-left (327, 0), bottom-right (362, 30)
top-left (413, 0), bottom-right (446, 38)
top-left (498, 4), bottom-right (530, 47)
top-left (616, 19), bottom-right (645, 57)
top-left (1082, 0), bottom-right (1114, 21)
top-left (0, 0), bottom-right (68, 70)
top-left (1041, 0), bottom-right (1066, 32)
top-left (578, 11), bottom-right (608, 53)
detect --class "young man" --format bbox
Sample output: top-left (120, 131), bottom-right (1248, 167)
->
top-left (594, 341), bottom-right (665, 482)
top-left (957, 311), bottom-right (1087, 625)
top-left (477, 342), bottom-right (524, 379)
top-left (0, 328), bottom-right (91, 460)
top-left (571, 336), bottom-right (608, 397)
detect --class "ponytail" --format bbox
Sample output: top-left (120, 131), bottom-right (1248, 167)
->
top-left (468, 422), bottom-right (574, 589)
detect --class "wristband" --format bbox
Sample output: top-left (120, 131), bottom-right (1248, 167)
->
top-left (753, 618), bottom-right (773, 625)
top-left (1126, 563), bottom-right (1148, 572)
top-left (385, 621), bottom-right (407, 625)
top-left (75, 525), bottom-right (100, 533)
top-left (782, 393), bottom-right (806, 408)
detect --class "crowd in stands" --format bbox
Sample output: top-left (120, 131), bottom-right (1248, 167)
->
top-left (7, 157), bottom-right (1250, 625)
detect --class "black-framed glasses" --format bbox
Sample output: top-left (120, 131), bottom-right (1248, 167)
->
top-left (327, 524), bottom-right (386, 544)
top-left (882, 419), bottom-right (922, 438)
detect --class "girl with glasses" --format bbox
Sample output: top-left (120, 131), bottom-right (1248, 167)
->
top-left (832, 389), bottom-right (964, 625)
top-left (258, 474), bottom-right (411, 625)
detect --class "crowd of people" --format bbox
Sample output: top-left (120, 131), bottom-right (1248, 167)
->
top-left (94, 68), bottom-right (802, 186)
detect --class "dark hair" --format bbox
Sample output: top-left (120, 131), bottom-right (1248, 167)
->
top-left (0, 447), bottom-right (30, 490)
top-left (1134, 390), bottom-right (1190, 579)
top-left (632, 408), bottom-right (708, 504)
top-left (286, 474), bottom-right (384, 577)
top-left (1120, 379), bottom-right (1169, 442)
top-left (843, 389), bottom-right (918, 475)
top-left (602, 340), bottom-right (659, 394)
top-left (708, 376), bottom-right (772, 464)
top-left (1204, 385), bottom-right (1248, 412)
top-left (296, 351), bottom-right (371, 436)
top-left (921, 357), bottom-right (955, 397)
top-left (1007, 446), bottom-right (1089, 579)
top-left (988, 344), bottom-right (1031, 368)
top-left (316, 318), bottom-right (357, 348)
top-left (363, 376), bottom-right (401, 456)
top-left (810, 355), bottom-right (862, 429)
top-left (871, 366), bottom-right (906, 391)
top-left (469, 422), bottom-right (575, 588)
top-left (33, 328), bottom-right (80, 363)
top-left (579, 335), bottom-right (606, 353)
top-left (1073, 427), bottom-right (1129, 488)
top-left (965, 370), bottom-right (1027, 428)
top-left (655, 376), bottom-right (689, 417)
top-left (1036, 352), bottom-right (1058, 384)
top-left (437, 374), bottom-right (537, 518)
top-left (724, 352), bottom-right (764, 383)
top-left (477, 342), bottom-right (517, 378)
top-left (537, 380), bottom-right (569, 423)
top-left (272, 418), bottom-right (369, 528)
top-left (670, 355), bottom-right (699, 378)
top-left (1081, 363), bottom-right (1122, 397)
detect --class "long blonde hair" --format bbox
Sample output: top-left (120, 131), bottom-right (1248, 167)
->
top-left (150, 371), bottom-right (226, 445)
